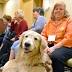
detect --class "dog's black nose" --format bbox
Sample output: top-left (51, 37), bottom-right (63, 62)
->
top-left (24, 42), bottom-right (30, 47)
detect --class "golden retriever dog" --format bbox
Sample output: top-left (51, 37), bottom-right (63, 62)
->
top-left (2, 30), bottom-right (53, 72)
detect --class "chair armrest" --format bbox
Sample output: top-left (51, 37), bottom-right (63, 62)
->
top-left (66, 58), bottom-right (72, 67)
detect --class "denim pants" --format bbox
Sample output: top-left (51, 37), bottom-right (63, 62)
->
top-left (50, 46), bottom-right (72, 72)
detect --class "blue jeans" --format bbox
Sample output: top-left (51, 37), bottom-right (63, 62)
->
top-left (11, 40), bottom-right (19, 56)
top-left (50, 46), bottom-right (72, 72)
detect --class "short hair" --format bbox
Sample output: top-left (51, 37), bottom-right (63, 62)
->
top-left (33, 7), bottom-right (44, 16)
top-left (3, 15), bottom-right (12, 22)
top-left (15, 9), bottom-right (24, 19)
top-left (51, 2), bottom-right (69, 21)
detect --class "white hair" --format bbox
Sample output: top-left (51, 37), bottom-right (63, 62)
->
top-left (15, 9), bottom-right (24, 18)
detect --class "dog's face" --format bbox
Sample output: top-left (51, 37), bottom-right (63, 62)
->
top-left (19, 30), bottom-right (48, 56)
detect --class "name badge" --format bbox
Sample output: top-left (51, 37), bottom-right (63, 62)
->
top-left (48, 35), bottom-right (56, 41)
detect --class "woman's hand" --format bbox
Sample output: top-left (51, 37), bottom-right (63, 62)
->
top-left (44, 47), bottom-right (50, 53)
top-left (44, 46), bottom-right (56, 54)
top-left (11, 37), bottom-right (15, 41)
top-left (49, 47), bottom-right (55, 53)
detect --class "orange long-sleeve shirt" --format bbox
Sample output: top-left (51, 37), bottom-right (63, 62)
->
top-left (41, 17), bottom-right (72, 48)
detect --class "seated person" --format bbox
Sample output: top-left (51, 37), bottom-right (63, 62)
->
top-left (41, 2), bottom-right (72, 72)
top-left (0, 15), bottom-right (12, 67)
top-left (10, 9), bottom-right (28, 42)
top-left (30, 7), bottom-right (47, 34)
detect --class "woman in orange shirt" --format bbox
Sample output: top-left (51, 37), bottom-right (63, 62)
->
top-left (41, 2), bottom-right (72, 72)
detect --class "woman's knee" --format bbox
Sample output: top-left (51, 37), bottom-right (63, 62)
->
top-left (50, 49), bottom-right (66, 62)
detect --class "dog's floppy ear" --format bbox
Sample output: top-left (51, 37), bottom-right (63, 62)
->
top-left (40, 36), bottom-right (52, 68)
top-left (19, 33), bottom-right (24, 48)
top-left (19, 31), bottom-right (28, 48)
top-left (16, 32), bottom-right (26, 60)
top-left (40, 35), bottom-right (48, 53)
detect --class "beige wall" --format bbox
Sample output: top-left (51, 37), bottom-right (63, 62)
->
top-left (0, 4), bottom-right (5, 17)
top-left (33, 0), bottom-right (42, 8)
top-left (4, 0), bottom-right (20, 17)
top-left (19, 0), bottom-right (33, 27)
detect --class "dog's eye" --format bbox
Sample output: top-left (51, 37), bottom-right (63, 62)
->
top-left (34, 37), bottom-right (38, 40)
top-left (25, 35), bottom-right (28, 38)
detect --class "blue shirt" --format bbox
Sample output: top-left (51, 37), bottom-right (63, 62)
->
top-left (31, 16), bottom-right (46, 33)
top-left (11, 40), bottom-right (19, 56)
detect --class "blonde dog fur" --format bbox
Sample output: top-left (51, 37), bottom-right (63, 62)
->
top-left (2, 30), bottom-right (53, 72)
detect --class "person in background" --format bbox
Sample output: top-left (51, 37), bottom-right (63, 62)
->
top-left (0, 15), bottom-right (12, 67)
top-left (11, 9), bottom-right (28, 41)
top-left (0, 15), bottom-right (13, 49)
top-left (30, 7), bottom-right (46, 34)
top-left (0, 15), bottom-right (12, 49)
top-left (41, 2), bottom-right (72, 72)
top-left (9, 9), bottom-right (28, 60)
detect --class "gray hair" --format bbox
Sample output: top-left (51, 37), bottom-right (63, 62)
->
top-left (15, 9), bottom-right (24, 18)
